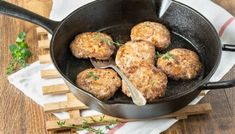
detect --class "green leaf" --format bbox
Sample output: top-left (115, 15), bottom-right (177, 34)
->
top-left (6, 60), bottom-right (15, 75)
top-left (17, 41), bottom-right (28, 48)
top-left (94, 76), bottom-right (99, 80)
top-left (57, 121), bottom-right (66, 126)
top-left (16, 32), bottom-right (26, 42)
top-left (162, 52), bottom-right (175, 60)
top-left (6, 32), bottom-right (32, 75)
top-left (88, 71), bottom-right (94, 77)
top-left (114, 41), bottom-right (121, 47)
top-left (20, 48), bottom-right (32, 59)
top-left (155, 51), bottom-right (161, 58)
top-left (9, 44), bottom-right (18, 53)
top-left (99, 115), bottom-right (105, 121)
top-left (95, 129), bottom-right (104, 134)
top-left (105, 125), bottom-right (111, 130)
top-left (19, 60), bottom-right (27, 68)
top-left (87, 71), bottom-right (99, 80)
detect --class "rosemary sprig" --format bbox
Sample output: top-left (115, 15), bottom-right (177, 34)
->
top-left (87, 71), bottom-right (99, 80)
top-left (94, 33), bottom-right (121, 47)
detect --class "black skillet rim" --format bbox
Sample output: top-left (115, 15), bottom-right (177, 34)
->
top-left (50, 0), bottom-right (222, 105)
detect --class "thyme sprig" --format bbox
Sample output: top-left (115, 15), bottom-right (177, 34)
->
top-left (94, 33), bottom-right (121, 47)
top-left (87, 71), bottom-right (99, 80)
top-left (144, 22), bottom-right (151, 27)
top-left (156, 51), bottom-right (175, 60)
top-left (57, 116), bottom-right (118, 134)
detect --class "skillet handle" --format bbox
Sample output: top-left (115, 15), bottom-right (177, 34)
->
top-left (202, 44), bottom-right (235, 90)
top-left (222, 44), bottom-right (235, 51)
top-left (202, 80), bottom-right (235, 89)
top-left (0, 1), bottom-right (59, 34)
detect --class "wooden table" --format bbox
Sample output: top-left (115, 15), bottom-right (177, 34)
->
top-left (0, 0), bottom-right (235, 133)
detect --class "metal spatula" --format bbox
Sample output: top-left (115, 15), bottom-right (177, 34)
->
top-left (90, 58), bottom-right (147, 106)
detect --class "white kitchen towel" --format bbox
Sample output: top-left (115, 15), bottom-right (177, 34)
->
top-left (7, 0), bottom-right (235, 133)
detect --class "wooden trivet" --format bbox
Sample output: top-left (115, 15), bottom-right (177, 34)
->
top-left (36, 27), bottom-right (212, 132)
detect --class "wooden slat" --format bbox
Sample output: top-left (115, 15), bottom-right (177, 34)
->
top-left (0, 1), bottom-right (54, 133)
top-left (66, 93), bottom-right (81, 134)
top-left (41, 69), bottom-right (60, 79)
top-left (199, 90), bottom-right (207, 96)
top-left (38, 39), bottom-right (50, 49)
top-left (46, 103), bottom-right (212, 131)
top-left (36, 27), bottom-right (48, 35)
top-left (67, 93), bottom-right (81, 133)
top-left (42, 84), bottom-right (70, 95)
top-left (44, 100), bottom-right (88, 113)
top-left (39, 54), bottom-right (51, 64)
top-left (159, 103), bottom-right (212, 119)
top-left (67, 93), bottom-right (81, 134)
top-left (67, 93), bottom-right (81, 118)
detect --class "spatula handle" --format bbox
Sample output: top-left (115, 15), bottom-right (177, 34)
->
top-left (110, 65), bottom-right (147, 106)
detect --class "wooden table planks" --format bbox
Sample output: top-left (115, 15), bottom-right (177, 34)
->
top-left (0, 0), bottom-right (52, 134)
top-left (0, 0), bottom-right (235, 134)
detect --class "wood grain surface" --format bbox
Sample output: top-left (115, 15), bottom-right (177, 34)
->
top-left (0, 0), bottom-right (235, 134)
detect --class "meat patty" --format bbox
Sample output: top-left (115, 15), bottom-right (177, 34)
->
top-left (76, 68), bottom-right (121, 100)
top-left (115, 40), bottom-right (155, 74)
top-left (70, 32), bottom-right (115, 60)
top-left (122, 64), bottom-right (168, 102)
top-left (157, 48), bottom-right (202, 80)
top-left (131, 21), bottom-right (171, 50)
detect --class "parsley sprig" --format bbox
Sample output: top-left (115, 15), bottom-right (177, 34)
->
top-left (57, 116), bottom-right (118, 134)
top-left (94, 33), bottom-right (121, 47)
top-left (6, 32), bottom-right (32, 74)
top-left (156, 51), bottom-right (175, 60)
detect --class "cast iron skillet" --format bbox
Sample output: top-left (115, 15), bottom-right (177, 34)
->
top-left (1, 0), bottom-right (235, 119)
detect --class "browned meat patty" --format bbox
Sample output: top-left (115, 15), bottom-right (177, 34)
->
top-left (70, 32), bottom-right (115, 60)
top-left (131, 21), bottom-right (171, 50)
top-left (122, 64), bottom-right (168, 102)
top-left (76, 68), bottom-right (121, 100)
top-left (157, 48), bottom-right (202, 80)
top-left (115, 40), bottom-right (155, 74)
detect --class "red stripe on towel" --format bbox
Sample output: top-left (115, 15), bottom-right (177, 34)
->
top-left (108, 123), bottom-right (126, 134)
top-left (219, 17), bottom-right (235, 37)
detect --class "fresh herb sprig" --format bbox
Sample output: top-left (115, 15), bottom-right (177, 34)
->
top-left (6, 32), bottom-right (32, 74)
top-left (87, 71), bottom-right (99, 80)
top-left (57, 116), bottom-right (118, 134)
top-left (144, 22), bottom-right (151, 27)
top-left (162, 52), bottom-right (175, 60)
top-left (155, 51), bottom-right (161, 58)
top-left (94, 33), bottom-right (121, 47)
top-left (156, 51), bottom-right (175, 60)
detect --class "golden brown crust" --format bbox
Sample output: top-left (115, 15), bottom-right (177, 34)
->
top-left (157, 48), bottom-right (202, 80)
top-left (70, 32), bottom-right (115, 60)
top-left (76, 68), bottom-right (121, 100)
top-left (115, 40), bottom-right (155, 74)
top-left (131, 21), bottom-right (171, 50)
top-left (122, 64), bottom-right (168, 102)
